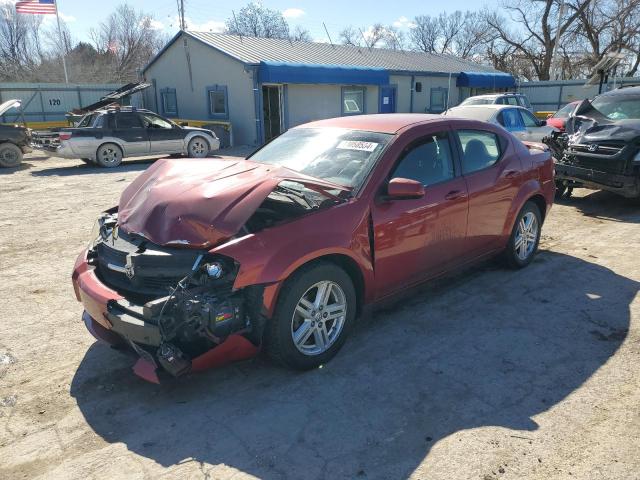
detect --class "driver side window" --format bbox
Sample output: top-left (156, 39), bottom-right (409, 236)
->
top-left (392, 132), bottom-right (455, 186)
top-left (141, 114), bottom-right (173, 129)
top-left (519, 110), bottom-right (539, 128)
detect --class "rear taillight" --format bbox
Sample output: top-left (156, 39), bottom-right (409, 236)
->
top-left (59, 132), bottom-right (72, 141)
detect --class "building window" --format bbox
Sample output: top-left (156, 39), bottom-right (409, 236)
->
top-left (415, 82), bottom-right (422, 93)
top-left (429, 87), bottom-right (448, 113)
top-left (206, 85), bottom-right (229, 120)
top-left (160, 88), bottom-right (178, 117)
top-left (342, 86), bottom-right (365, 115)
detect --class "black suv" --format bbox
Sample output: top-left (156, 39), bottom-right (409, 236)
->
top-left (547, 86), bottom-right (640, 198)
top-left (0, 100), bottom-right (31, 168)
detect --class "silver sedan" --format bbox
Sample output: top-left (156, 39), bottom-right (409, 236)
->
top-left (444, 104), bottom-right (558, 142)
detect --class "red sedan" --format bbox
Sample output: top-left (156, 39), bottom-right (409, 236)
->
top-left (546, 101), bottom-right (580, 132)
top-left (72, 114), bottom-right (554, 382)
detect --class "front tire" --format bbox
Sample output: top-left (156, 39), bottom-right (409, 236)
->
top-left (0, 143), bottom-right (23, 167)
top-left (187, 136), bottom-right (210, 158)
top-left (265, 262), bottom-right (356, 370)
top-left (504, 201), bottom-right (542, 269)
top-left (96, 143), bottom-right (123, 168)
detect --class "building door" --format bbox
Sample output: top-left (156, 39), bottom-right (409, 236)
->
top-left (262, 85), bottom-right (283, 142)
top-left (379, 86), bottom-right (396, 113)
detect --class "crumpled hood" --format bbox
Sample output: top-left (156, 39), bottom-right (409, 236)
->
top-left (118, 157), bottom-right (344, 248)
top-left (567, 99), bottom-right (640, 142)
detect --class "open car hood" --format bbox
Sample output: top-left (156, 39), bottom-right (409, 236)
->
top-left (118, 158), bottom-right (347, 248)
top-left (0, 99), bottom-right (21, 117)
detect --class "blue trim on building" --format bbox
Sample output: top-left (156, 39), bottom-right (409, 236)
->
top-left (205, 85), bottom-right (229, 120)
top-left (457, 71), bottom-right (515, 88)
top-left (259, 61), bottom-right (389, 86)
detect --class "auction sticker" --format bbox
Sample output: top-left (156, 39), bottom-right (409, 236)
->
top-left (337, 140), bottom-right (379, 152)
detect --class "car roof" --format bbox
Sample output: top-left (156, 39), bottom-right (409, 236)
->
top-left (467, 92), bottom-right (523, 99)
top-left (600, 85), bottom-right (640, 96)
top-left (296, 114), bottom-right (446, 134)
top-left (450, 104), bottom-right (526, 111)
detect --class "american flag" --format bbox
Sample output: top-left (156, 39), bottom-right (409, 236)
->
top-left (15, 0), bottom-right (57, 15)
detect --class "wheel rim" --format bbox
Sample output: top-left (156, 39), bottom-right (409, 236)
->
top-left (100, 147), bottom-right (120, 164)
top-left (0, 148), bottom-right (18, 164)
top-left (514, 212), bottom-right (538, 261)
top-left (190, 139), bottom-right (206, 156)
top-left (291, 281), bottom-right (347, 356)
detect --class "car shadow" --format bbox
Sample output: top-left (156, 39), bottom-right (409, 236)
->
top-left (30, 158), bottom-right (161, 177)
top-left (557, 189), bottom-right (640, 223)
top-left (70, 251), bottom-right (637, 479)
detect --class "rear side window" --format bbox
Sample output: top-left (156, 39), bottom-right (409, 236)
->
top-left (115, 113), bottom-right (143, 129)
top-left (499, 109), bottom-right (522, 129)
top-left (392, 132), bottom-right (455, 186)
top-left (505, 97), bottom-right (519, 106)
top-left (457, 130), bottom-right (501, 174)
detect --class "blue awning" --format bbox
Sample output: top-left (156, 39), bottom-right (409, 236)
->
top-left (457, 71), bottom-right (516, 88)
top-left (258, 61), bottom-right (389, 85)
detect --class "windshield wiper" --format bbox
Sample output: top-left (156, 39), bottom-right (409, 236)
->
top-left (275, 184), bottom-right (320, 209)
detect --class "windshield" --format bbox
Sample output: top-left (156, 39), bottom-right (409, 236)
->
top-left (460, 97), bottom-right (493, 106)
top-left (248, 128), bottom-right (392, 189)
top-left (552, 102), bottom-right (577, 119)
top-left (591, 95), bottom-right (640, 120)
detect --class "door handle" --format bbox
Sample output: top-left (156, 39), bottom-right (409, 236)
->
top-left (444, 190), bottom-right (466, 200)
top-left (504, 170), bottom-right (518, 179)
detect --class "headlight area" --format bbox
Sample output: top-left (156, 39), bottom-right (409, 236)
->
top-left (84, 214), bottom-right (264, 381)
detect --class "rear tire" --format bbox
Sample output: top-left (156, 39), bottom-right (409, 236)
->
top-left (0, 143), bottom-right (23, 168)
top-left (187, 136), bottom-right (209, 158)
top-left (96, 143), bottom-right (123, 168)
top-left (504, 201), bottom-right (542, 269)
top-left (265, 262), bottom-right (356, 370)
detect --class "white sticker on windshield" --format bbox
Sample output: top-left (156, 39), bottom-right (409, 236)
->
top-left (336, 140), bottom-right (379, 152)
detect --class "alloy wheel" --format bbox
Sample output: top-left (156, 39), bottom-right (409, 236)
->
top-left (514, 212), bottom-right (538, 261)
top-left (189, 138), bottom-right (207, 157)
top-left (290, 280), bottom-right (347, 356)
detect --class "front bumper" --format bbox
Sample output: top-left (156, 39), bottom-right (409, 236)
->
top-left (554, 162), bottom-right (640, 198)
top-left (72, 249), bottom-right (259, 382)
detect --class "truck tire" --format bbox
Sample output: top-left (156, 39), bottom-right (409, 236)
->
top-left (96, 143), bottom-right (123, 168)
top-left (0, 143), bottom-right (23, 168)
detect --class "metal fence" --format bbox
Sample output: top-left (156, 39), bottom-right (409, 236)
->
top-left (0, 82), bottom-right (142, 125)
top-left (517, 76), bottom-right (639, 112)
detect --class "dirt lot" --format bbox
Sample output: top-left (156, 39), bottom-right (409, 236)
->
top-left (0, 151), bottom-right (639, 480)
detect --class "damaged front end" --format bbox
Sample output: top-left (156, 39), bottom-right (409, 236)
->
top-left (82, 213), bottom-right (263, 383)
top-left (73, 158), bottom-right (349, 382)
top-left (543, 98), bottom-right (640, 198)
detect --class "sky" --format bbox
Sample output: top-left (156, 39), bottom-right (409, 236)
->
top-left (46, 0), bottom-right (502, 45)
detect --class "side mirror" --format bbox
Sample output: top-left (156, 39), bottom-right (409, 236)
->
top-left (387, 178), bottom-right (425, 199)
top-left (537, 119), bottom-right (547, 127)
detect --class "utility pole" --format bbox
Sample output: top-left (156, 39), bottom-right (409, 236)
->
top-left (177, 0), bottom-right (186, 30)
top-left (54, 0), bottom-right (69, 83)
top-left (550, 0), bottom-right (566, 80)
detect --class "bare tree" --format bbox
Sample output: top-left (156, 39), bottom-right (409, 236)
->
top-left (339, 26), bottom-right (363, 47)
top-left (483, 0), bottom-right (592, 80)
top-left (409, 15), bottom-right (440, 53)
top-left (225, 2), bottom-right (289, 39)
top-left (572, 0), bottom-right (640, 76)
top-left (90, 4), bottom-right (164, 82)
top-left (290, 26), bottom-right (311, 42)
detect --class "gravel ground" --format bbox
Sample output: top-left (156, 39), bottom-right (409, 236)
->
top-left (0, 152), bottom-right (639, 480)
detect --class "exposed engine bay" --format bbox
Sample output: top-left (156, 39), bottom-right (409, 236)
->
top-left (87, 181), bottom-right (344, 379)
